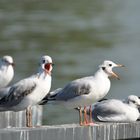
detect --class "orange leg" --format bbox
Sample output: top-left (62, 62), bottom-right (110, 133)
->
top-left (83, 106), bottom-right (89, 125)
top-left (79, 107), bottom-right (83, 126)
top-left (89, 105), bottom-right (94, 125)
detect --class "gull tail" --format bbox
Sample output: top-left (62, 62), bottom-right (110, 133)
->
top-left (98, 98), bottom-right (108, 102)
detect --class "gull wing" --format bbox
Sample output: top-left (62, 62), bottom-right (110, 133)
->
top-left (93, 99), bottom-right (127, 122)
top-left (0, 78), bottom-right (36, 107)
top-left (54, 77), bottom-right (92, 101)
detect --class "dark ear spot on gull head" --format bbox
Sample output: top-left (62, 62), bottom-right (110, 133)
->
top-left (102, 67), bottom-right (105, 70)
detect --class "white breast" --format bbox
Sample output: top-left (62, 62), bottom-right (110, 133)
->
top-left (0, 65), bottom-right (14, 88)
top-left (90, 74), bottom-right (111, 102)
top-left (12, 75), bottom-right (52, 111)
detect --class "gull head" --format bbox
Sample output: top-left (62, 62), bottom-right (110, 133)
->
top-left (125, 95), bottom-right (140, 108)
top-left (40, 55), bottom-right (54, 75)
top-left (1, 55), bottom-right (14, 67)
top-left (99, 60), bottom-right (124, 80)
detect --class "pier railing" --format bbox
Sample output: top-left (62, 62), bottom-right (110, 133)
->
top-left (0, 105), bottom-right (140, 140)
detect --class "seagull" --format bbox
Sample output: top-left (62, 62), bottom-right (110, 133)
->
top-left (91, 95), bottom-right (140, 122)
top-left (40, 60), bottom-right (124, 126)
top-left (0, 55), bottom-right (53, 127)
top-left (0, 55), bottom-right (14, 88)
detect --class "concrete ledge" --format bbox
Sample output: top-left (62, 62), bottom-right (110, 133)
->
top-left (0, 105), bottom-right (42, 128)
top-left (0, 122), bottom-right (140, 140)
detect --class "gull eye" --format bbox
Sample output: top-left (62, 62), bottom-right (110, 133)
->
top-left (42, 60), bottom-right (46, 64)
top-left (109, 64), bottom-right (112, 67)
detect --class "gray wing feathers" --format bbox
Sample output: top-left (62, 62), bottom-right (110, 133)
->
top-left (0, 87), bottom-right (11, 99)
top-left (55, 81), bottom-right (91, 101)
top-left (92, 100), bottom-right (125, 121)
top-left (49, 88), bottom-right (62, 97)
top-left (0, 79), bottom-right (36, 107)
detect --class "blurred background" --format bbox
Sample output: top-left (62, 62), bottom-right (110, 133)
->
top-left (0, 0), bottom-right (140, 125)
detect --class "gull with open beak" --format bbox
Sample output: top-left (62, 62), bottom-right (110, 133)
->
top-left (99, 61), bottom-right (124, 80)
top-left (40, 60), bottom-right (124, 126)
top-left (0, 55), bottom-right (14, 89)
top-left (0, 55), bottom-right (53, 127)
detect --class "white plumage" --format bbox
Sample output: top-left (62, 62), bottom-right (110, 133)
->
top-left (0, 55), bottom-right (53, 127)
top-left (42, 60), bottom-right (124, 125)
top-left (92, 95), bottom-right (140, 122)
top-left (0, 55), bottom-right (14, 88)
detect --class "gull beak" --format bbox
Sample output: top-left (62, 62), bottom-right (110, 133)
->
top-left (44, 63), bottom-right (53, 76)
top-left (111, 72), bottom-right (120, 80)
top-left (112, 64), bottom-right (125, 80)
top-left (116, 64), bottom-right (125, 68)
top-left (44, 68), bottom-right (51, 75)
top-left (45, 70), bottom-right (50, 76)
top-left (136, 101), bottom-right (140, 107)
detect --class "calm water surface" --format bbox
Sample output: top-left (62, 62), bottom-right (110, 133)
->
top-left (0, 0), bottom-right (140, 124)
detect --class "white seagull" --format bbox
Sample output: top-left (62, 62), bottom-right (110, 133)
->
top-left (0, 55), bottom-right (53, 127)
top-left (0, 55), bottom-right (14, 88)
top-left (40, 60), bottom-right (124, 126)
top-left (91, 95), bottom-right (140, 122)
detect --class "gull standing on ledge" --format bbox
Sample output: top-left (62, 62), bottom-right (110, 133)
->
top-left (41, 60), bottom-right (124, 126)
top-left (0, 55), bottom-right (53, 127)
top-left (0, 56), bottom-right (14, 88)
top-left (92, 95), bottom-right (140, 122)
